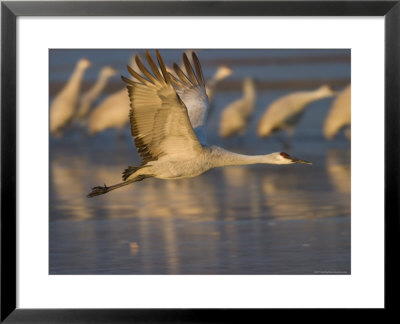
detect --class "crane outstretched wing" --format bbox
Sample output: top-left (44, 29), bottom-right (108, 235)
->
top-left (122, 50), bottom-right (202, 165)
top-left (169, 51), bottom-right (210, 145)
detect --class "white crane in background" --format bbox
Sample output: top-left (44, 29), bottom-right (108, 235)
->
top-left (219, 77), bottom-right (256, 138)
top-left (75, 66), bottom-right (117, 122)
top-left (323, 84), bottom-right (351, 140)
top-left (257, 85), bottom-right (336, 146)
top-left (87, 51), bottom-right (311, 197)
top-left (87, 56), bottom-right (141, 135)
top-left (87, 87), bottom-right (131, 135)
top-left (205, 65), bottom-right (233, 104)
top-left (50, 58), bottom-right (91, 136)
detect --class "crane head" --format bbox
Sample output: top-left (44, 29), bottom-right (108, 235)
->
top-left (279, 152), bottom-right (312, 165)
top-left (101, 66), bottom-right (117, 78)
top-left (78, 58), bottom-right (91, 70)
top-left (214, 65), bottom-right (233, 82)
top-left (317, 85), bottom-right (336, 97)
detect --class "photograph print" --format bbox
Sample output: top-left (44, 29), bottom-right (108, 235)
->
top-left (49, 49), bottom-right (351, 275)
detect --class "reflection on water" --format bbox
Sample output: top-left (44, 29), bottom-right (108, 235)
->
top-left (50, 147), bottom-right (350, 274)
top-left (326, 149), bottom-right (351, 195)
top-left (50, 49), bottom-right (350, 274)
top-left (51, 157), bottom-right (92, 221)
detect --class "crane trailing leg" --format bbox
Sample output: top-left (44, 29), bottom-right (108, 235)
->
top-left (87, 166), bottom-right (152, 197)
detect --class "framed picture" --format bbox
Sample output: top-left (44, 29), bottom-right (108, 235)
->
top-left (1, 0), bottom-right (398, 321)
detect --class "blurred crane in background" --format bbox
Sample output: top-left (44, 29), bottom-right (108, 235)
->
top-left (219, 77), bottom-right (256, 138)
top-left (88, 88), bottom-right (131, 135)
top-left (75, 66), bottom-right (117, 123)
top-left (257, 85), bottom-right (335, 148)
top-left (87, 56), bottom-right (141, 135)
top-left (205, 65), bottom-right (233, 104)
top-left (323, 84), bottom-right (351, 140)
top-left (50, 58), bottom-right (91, 137)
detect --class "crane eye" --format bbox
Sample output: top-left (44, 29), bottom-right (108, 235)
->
top-left (280, 152), bottom-right (290, 159)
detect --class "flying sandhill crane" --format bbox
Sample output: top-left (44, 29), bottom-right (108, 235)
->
top-left (323, 84), bottom-right (351, 140)
top-left (75, 66), bottom-right (117, 121)
top-left (50, 58), bottom-right (91, 136)
top-left (87, 51), bottom-right (311, 198)
top-left (257, 85), bottom-right (336, 145)
top-left (219, 77), bottom-right (256, 138)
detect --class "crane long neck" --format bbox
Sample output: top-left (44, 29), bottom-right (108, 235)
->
top-left (63, 65), bottom-right (87, 96)
top-left (208, 146), bottom-right (278, 168)
top-left (307, 88), bottom-right (332, 102)
top-left (84, 73), bottom-right (110, 100)
top-left (207, 68), bottom-right (232, 101)
top-left (205, 78), bottom-right (218, 102)
top-left (243, 80), bottom-right (256, 106)
top-left (289, 89), bottom-right (332, 112)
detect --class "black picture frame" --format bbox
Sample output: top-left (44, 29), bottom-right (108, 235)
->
top-left (1, 0), bottom-right (399, 322)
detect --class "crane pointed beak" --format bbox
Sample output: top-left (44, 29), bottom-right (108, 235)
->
top-left (291, 157), bottom-right (312, 165)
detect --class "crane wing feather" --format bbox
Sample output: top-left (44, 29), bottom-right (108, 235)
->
top-left (173, 63), bottom-right (192, 87)
top-left (192, 52), bottom-right (205, 85)
top-left (172, 51), bottom-right (210, 145)
top-left (183, 53), bottom-right (198, 85)
top-left (123, 50), bottom-right (202, 165)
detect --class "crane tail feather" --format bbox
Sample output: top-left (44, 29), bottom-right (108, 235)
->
top-left (122, 166), bottom-right (140, 181)
top-left (122, 165), bottom-right (151, 181)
